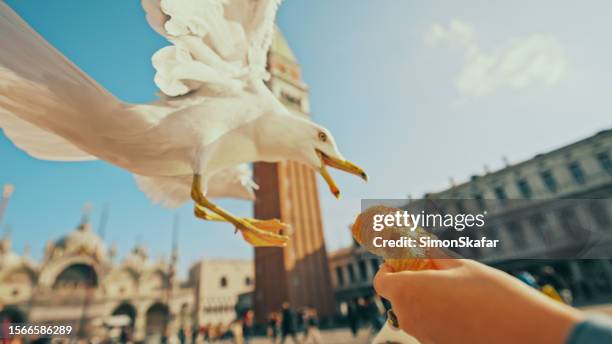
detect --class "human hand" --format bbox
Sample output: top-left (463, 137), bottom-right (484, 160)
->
top-left (373, 259), bottom-right (584, 344)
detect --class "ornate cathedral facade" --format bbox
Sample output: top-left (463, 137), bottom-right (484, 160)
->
top-left (0, 219), bottom-right (194, 341)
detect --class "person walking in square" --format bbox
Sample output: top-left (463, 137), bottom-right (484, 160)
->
top-left (280, 302), bottom-right (299, 344)
top-left (303, 306), bottom-right (322, 344)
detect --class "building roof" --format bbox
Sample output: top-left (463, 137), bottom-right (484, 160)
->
top-left (271, 26), bottom-right (297, 63)
top-left (427, 128), bottom-right (612, 197)
top-left (50, 222), bottom-right (108, 262)
top-left (0, 233), bottom-right (36, 273)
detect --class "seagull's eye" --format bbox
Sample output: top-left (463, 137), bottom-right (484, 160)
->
top-left (318, 131), bottom-right (327, 142)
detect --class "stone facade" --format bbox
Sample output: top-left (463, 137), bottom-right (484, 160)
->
top-left (0, 221), bottom-right (258, 342)
top-left (420, 129), bottom-right (612, 306)
top-left (328, 129), bottom-right (612, 308)
top-left (327, 243), bottom-right (383, 308)
top-left (188, 259), bottom-right (253, 327)
top-left (0, 220), bottom-right (193, 342)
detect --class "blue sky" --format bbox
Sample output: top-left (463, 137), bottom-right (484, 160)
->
top-left (1, 0), bottom-right (611, 276)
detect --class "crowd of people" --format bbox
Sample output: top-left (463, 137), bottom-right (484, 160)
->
top-left (341, 296), bottom-right (386, 339)
top-left (259, 295), bottom-right (387, 343)
top-left (171, 301), bottom-right (325, 344)
top-left (192, 297), bottom-right (386, 343)
top-left (264, 302), bottom-right (322, 344)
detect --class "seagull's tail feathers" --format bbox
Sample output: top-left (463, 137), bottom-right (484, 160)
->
top-left (0, 2), bottom-right (143, 161)
top-left (134, 164), bottom-right (258, 208)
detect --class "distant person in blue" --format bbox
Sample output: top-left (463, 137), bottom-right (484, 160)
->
top-left (374, 258), bottom-right (612, 344)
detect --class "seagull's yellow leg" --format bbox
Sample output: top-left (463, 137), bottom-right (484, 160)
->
top-left (194, 204), bottom-right (220, 221)
top-left (191, 174), bottom-right (289, 247)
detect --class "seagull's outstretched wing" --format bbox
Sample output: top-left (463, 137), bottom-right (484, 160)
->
top-left (0, 109), bottom-right (96, 161)
top-left (0, 3), bottom-right (169, 167)
top-left (0, 2), bottom-right (113, 161)
top-left (134, 164), bottom-right (258, 208)
top-left (142, 0), bottom-right (281, 97)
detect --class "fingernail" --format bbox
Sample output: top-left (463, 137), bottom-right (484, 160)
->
top-left (387, 309), bottom-right (399, 330)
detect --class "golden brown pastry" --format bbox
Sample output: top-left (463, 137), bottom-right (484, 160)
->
top-left (351, 205), bottom-right (438, 272)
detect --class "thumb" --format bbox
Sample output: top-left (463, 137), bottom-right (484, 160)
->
top-left (373, 264), bottom-right (405, 299)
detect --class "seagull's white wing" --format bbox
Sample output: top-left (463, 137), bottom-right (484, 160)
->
top-left (0, 3), bottom-right (170, 168)
top-left (134, 164), bottom-right (258, 208)
top-left (0, 110), bottom-right (95, 161)
top-left (0, 2), bottom-right (112, 161)
top-left (142, 0), bottom-right (281, 97)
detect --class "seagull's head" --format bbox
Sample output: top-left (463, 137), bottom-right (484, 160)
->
top-left (309, 125), bottom-right (368, 199)
top-left (260, 114), bottom-right (367, 199)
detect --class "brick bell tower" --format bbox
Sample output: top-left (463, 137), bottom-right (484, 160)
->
top-left (253, 28), bottom-right (336, 323)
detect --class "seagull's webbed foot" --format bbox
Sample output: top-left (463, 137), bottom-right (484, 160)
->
top-left (195, 205), bottom-right (290, 235)
top-left (245, 218), bottom-right (291, 235)
top-left (191, 174), bottom-right (289, 247)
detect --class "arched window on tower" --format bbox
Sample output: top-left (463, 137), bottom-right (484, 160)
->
top-left (220, 276), bottom-right (228, 288)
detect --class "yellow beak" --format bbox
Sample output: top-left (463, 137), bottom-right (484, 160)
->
top-left (317, 150), bottom-right (367, 199)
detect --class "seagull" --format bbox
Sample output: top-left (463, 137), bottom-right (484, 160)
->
top-left (0, 0), bottom-right (367, 247)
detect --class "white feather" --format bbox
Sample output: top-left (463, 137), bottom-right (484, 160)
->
top-left (143, 0), bottom-right (281, 96)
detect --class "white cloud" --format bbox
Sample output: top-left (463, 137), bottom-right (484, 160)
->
top-left (426, 20), bottom-right (568, 100)
top-left (426, 20), bottom-right (477, 48)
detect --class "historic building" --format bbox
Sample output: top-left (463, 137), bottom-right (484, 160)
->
top-left (0, 217), bottom-right (194, 342)
top-left (253, 28), bottom-right (336, 323)
top-left (328, 129), bottom-right (612, 308)
top-left (188, 259), bottom-right (253, 326)
top-left (415, 129), bottom-right (612, 306)
top-left (0, 218), bottom-right (258, 342)
top-left (327, 241), bottom-right (382, 308)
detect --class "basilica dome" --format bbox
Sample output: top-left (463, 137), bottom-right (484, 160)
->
top-left (48, 222), bottom-right (108, 263)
